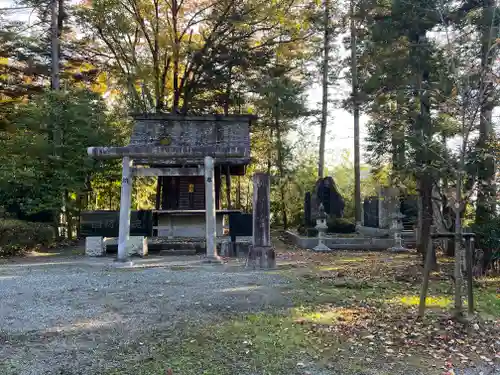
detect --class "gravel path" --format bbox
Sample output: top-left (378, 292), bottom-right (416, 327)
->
top-left (0, 255), bottom-right (497, 375)
top-left (0, 257), bottom-right (289, 375)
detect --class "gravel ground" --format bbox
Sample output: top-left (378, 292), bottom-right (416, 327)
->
top-left (0, 257), bottom-right (290, 375)
top-left (0, 255), bottom-right (497, 375)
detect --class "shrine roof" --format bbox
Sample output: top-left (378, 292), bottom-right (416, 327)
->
top-left (126, 113), bottom-right (253, 166)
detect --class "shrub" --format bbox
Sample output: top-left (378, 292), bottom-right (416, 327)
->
top-left (471, 218), bottom-right (500, 273)
top-left (327, 217), bottom-right (356, 234)
top-left (297, 225), bottom-right (318, 237)
top-left (0, 219), bottom-right (55, 256)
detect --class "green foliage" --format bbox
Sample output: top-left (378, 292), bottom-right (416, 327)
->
top-left (326, 217), bottom-right (355, 234)
top-left (0, 89), bottom-right (123, 221)
top-left (297, 225), bottom-right (318, 237)
top-left (0, 219), bottom-right (54, 256)
top-left (471, 217), bottom-right (500, 251)
top-left (330, 150), bottom-right (390, 219)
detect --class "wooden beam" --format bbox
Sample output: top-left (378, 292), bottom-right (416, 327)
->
top-left (87, 145), bottom-right (249, 160)
top-left (132, 167), bottom-right (204, 177)
top-left (155, 176), bottom-right (162, 210)
top-left (215, 166), bottom-right (221, 210)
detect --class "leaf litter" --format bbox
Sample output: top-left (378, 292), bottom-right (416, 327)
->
top-left (277, 247), bottom-right (500, 373)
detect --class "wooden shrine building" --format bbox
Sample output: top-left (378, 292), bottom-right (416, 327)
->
top-left (86, 113), bottom-right (254, 260)
top-left (128, 113), bottom-right (253, 238)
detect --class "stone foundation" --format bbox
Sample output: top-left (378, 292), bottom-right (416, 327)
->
top-left (220, 237), bottom-right (252, 257)
top-left (157, 214), bottom-right (224, 237)
top-left (85, 236), bottom-right (148, 257)
top-left (85, 237), bottom-right (105, 256)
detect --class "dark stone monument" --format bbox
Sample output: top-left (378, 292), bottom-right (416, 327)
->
top-left (80, 210), bottom-right (153, 237)
top-left (311, 177), bottom-right (345, 219)
top-left (228, 212), bottom-right (253, 257)
top-left (304, 192), bottom-right (312, 226)
top-left (363, 197), bottom-right (379, 228)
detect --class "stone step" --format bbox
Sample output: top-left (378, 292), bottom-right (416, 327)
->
top-left (159, 249), bottom-right (197, 256)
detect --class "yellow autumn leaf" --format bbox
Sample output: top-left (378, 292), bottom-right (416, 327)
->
top-left (0, 57), bottom-right (8, 65)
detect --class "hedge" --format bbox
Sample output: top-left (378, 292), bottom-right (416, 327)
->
top-left (0, 219), bottom-right (55, 256)
top-left (327, 217), bottom-right (356, 233)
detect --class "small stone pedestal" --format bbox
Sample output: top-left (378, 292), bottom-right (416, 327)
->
top-left (313, 203), bottom-right (330, 252)
top-left (247, 173), bottom-right (275, 269)
top-left (126, 236), bottom-right (148, 257)
top-left (85, 237), bottom-right (105, 256)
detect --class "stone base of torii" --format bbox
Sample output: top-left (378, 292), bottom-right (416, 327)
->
top-left (86, 146), bottom-right (275, 268)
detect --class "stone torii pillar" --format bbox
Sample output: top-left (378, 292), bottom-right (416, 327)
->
top-left (247, 173), bottom-right (275, 269)
top-left (204, 156), bottom-right (221, 263)
top-left (117, 156), bottom-right (133, 262)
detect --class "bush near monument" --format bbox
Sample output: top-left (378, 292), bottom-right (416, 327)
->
top-left (327, 217), bottom-right (356, 234)
top-left (0, 219), bottom-right (54, 256)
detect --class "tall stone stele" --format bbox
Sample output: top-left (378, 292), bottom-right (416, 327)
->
top-left (247, 173), bottom-right (275, 269)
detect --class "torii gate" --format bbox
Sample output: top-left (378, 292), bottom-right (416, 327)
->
top-left (86, 145), bottom-right (245, 262)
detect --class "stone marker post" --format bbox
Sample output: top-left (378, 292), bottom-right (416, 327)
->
top-left (204, 156), bottom-right (221, 263)
top-left (247, 173), bottom-right (275, 269)
top-left (118, 156), bottom-right (133, 262)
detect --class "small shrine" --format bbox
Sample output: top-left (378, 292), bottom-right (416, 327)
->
top-left (84, 113), bottom-right (255, 262)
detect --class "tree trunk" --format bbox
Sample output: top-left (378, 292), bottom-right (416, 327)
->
top-left (415, 33), bottom-right (436, 269)
top-left (391, 94), bottom-right (405, 179)
top-left (419, 175), bottom-right (435, 268)
top-left (418, 235), bottom-right (434, 318)
top-left (171, 0), bottom-right (180, 112)
top-left (224, 64), bottom-right (232, 116)
top-left (65, 190), bottom-right (73, 240)
top-left (476, 0), bottom-right (497, 225)
top-left (51, 0), bottom-right (65, 238)
top-left (275, 101), bottom-right (287, 229)
top-left (318, 0), bottom-right (329, 179)
top-left (351, 0), bottom-right (361, 223)
top-left (50, 0), bottom-right (60, 90)
top-left (267, 129), bottom-right (273, 175)
top-left (453, 172), bottom-right (464, 318)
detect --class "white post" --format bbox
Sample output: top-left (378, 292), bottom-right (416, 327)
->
top-left (117, 157), bottom-right (133, 262)
top-left (204, 156), bottom-right (221, 262)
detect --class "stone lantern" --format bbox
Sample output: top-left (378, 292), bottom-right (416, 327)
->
top-left (313, 203), bottom-right (330, 252)
top-left (388, 192), bottom-right (409, 253)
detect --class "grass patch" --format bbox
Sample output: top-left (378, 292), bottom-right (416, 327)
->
top-left (389, 295), bottom-right (453, 308)
top-left (107, 312), bottom-right (324, 375)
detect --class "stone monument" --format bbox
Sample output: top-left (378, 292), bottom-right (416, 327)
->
top-left (311, 176), bottom-right (345, 219)
top-left (246, 173), bottom-right (275, 269)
